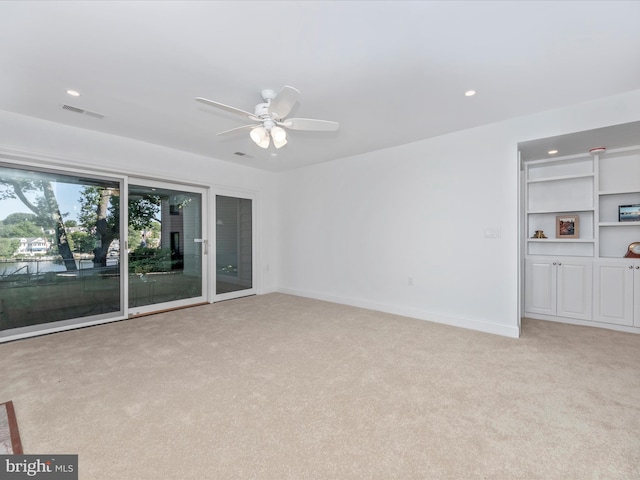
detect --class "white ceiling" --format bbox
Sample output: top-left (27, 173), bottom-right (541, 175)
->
top-left (1, 1), bottom-right (639, 172)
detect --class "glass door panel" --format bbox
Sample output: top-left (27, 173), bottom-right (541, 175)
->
top-left (216, 195), bottom-right (253, 297)
top-left (0, 163), bottom-right (123, 338)
top-left (128, 181), bottom-right (206, 313)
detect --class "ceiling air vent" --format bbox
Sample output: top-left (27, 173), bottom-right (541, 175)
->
top-left (62, 104), bottom-right (84, 114)
top-left (61, 104), bottom-right (106, 119)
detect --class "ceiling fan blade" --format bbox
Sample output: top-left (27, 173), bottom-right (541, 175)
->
top-left (216, 124), bottom-right (259, 136)
top-left (282, 118), bottom-right (339, 131)
top-left (196, 97), bottom-right (260, 121)
top-left (268, 86), bottom-right (300, 119)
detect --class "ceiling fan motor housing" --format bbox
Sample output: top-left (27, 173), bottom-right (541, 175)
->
top-left (254, 103), bottom-right (270, 119)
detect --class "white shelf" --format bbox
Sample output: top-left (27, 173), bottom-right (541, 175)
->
top-left (528, 208), bottom-right (594, 215)
top-left (527, 239), bottom-right (594, 243)
top-left (525, 152), bottom-right (592, 166)
top-left (527, 173), bottom-right (594, 184)
top-left (599, 222), bottom-right (640, 227)
top-left (599, 190), bottom-right (640, 196)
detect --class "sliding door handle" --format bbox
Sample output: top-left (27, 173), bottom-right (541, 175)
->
top-left (194, 238), bottom-right (208, 254)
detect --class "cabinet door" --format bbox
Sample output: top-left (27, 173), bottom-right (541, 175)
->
top-left (556, 259), bottom-right (592, 321)
top-left (525, 258), bottom-right (557, 315)
top-left (593, 261), bottom-right (634, 326)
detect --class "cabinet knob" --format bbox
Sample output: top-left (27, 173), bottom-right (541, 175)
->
top-left (636, 266), bottom-right (640, 270)
top-left (557, 262), bottom-right (562, 266)
top-left (630, 265), bottom-right (634, 269)
top-left (553, 262), bottom-right (557, 265)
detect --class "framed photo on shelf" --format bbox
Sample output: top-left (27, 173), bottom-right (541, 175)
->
top-left (556, 215), bottom-right (579, 238)
top-left (619, 204), bottom-right (640, 222)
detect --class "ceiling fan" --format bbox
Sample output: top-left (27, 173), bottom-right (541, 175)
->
top-left (195, 86), bottom-right (339, 149)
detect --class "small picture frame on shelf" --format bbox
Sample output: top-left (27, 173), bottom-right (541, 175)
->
top-left (619, 204), bottom-right (640, 222)
top-left (556, 215), bottom-right (579, 238)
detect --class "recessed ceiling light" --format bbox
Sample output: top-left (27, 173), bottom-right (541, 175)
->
top-left (66, 89), bottom-right (81, 97)
top-left (464, 90), bottom-right (476, 97)
top-left (548, 149), bottom-right (558, 155)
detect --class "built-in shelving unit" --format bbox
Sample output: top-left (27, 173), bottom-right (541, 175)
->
top-left (525, 146), bottom-right (640, 259)
top-left (523, 145), bottom-right (640, 332)
top-left (597, 147), bottom-right (640, 259)
top-left (524, 153), bottom-right (596, 257)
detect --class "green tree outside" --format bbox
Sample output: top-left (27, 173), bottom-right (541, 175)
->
top-left (0, 238), bottom-right (20, 258)
top-left (0, 220), bottom-right (43, 238)
top-left (68, 230), bottom-right (94, 253)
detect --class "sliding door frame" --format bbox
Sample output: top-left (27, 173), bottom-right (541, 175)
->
top-left (0, 152), bottom-right (213, 342)
top-left (0, 157), bottom-right (128, 342)
top-left (127, 177), bottom-right (209, 317)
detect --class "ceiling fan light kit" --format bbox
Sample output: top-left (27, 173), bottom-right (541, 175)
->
top-left (271, 125), bottom-right (287, 143)
top-left (196, 85), bottom-right (338, 150)
top-left (250, 126), bottom-right (270, 148)
top-left (248, 118), bottom-right (287, 149)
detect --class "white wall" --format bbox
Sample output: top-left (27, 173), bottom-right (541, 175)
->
top-left (0, 109), bottom-right (280, 294)
top-left (277, 89), bottom-right (640, 338)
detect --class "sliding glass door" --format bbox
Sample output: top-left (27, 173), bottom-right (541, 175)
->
top-left (215, 194), bottom-right (255, 300)
top-left (0, 164), bottom-right (124, 338)
top-left (0, 163), bottom-right (209, 341)
top-left (127, 180), bottom-right (207, 315)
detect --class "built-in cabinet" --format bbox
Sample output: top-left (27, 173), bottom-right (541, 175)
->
top-left (593, 259), bottom-right (640, 326)
top-left (523, 145), bottom-right (640, 332)
top-left (525, 257), bottom-right (592, 320)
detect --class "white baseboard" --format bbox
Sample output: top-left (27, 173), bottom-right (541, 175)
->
top-left (259, 286), bottom-right (279, 295)
top-left (525, 312), bottom-right (640, 335)
top-left (275, 288), bottom-right (520, 338)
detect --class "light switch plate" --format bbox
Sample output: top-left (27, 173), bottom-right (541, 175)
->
top-left (484, 227), bottom-right (501, 238)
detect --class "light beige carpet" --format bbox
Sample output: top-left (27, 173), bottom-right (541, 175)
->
top-left (1, 293), bottom-right (639, 479)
